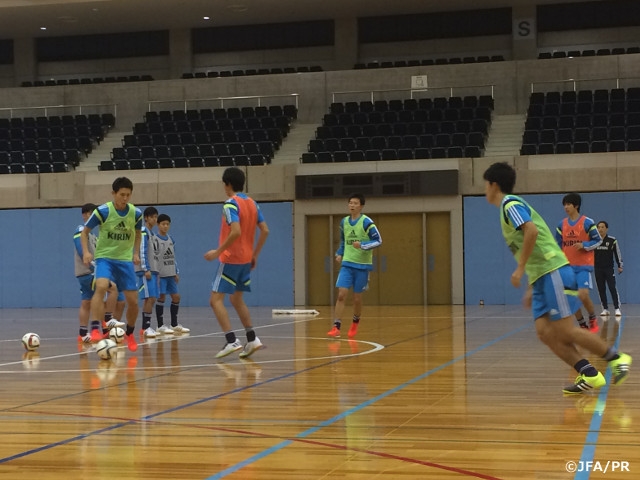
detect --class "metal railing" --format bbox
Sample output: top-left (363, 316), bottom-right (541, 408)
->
top-left (530, 76), bottom-right (640, 93)
top-left (0, 102), bottom-right (117, 118)
top-left (147, 93), bottom-right (299, 112)
top-left (331, 84), bottom-right (495, 103)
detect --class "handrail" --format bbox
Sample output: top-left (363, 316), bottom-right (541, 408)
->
top-left (528, 76), bottom-right (640, 92)
top-left (147, 93), bottom-right (299, 112)
top-left (0, 103), bottom-right (117, 118)
top-left (331, 84), bottom-right (495, 103)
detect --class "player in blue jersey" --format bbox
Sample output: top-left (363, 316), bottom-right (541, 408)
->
top-left (73, 203), bottom-right (123, 346)
top-left (156, 214), bottom-right (190, 334)
top-left (555, 193), bottom-right (602, 332)
top-left (136, 206), bottom-right (163, 338)
top-left (327, 193), bottom-right (382, 339)
top-left (80, 177), bottom-right (143, 352)
top-left (484, 162), bottom-right (631, 394)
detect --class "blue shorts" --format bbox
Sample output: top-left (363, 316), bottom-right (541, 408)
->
top-left (137, 272), bottom-right (159, 299)
top-left (212, 262), bottom-right (251, 294)
top-left (94, 258), bottom-right (138, 292)
top-left (159, 276), bottom-right (179, 295)
top-left (336, 266), bottom-right (370, 294)
top-left (77, 274), bottom-right (94, 301)
top-left (532, 265), bottom-right (581, 321)
top-left (572, 266), bottom-right (593, 290)
top-left (117, 291), bottom-right (125, 301)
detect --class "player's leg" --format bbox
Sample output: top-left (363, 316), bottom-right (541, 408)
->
top-left (90, 277), bottom-right (111, 342)
top-left (329, 266), bottom-right (353, 337)
top-left (77, 275), bottom-right (93, 344)
top-left (138, 274), bottom-right (158, 338)
top-left (211, 262), bottom-right (242, 358)
top-left (348, 270), bottom-right (369, 338)
top-left (168, 284), bottom-right (189, 332)
top-left (104, 283), bottom-right (125, 331)
top-left (594, 268), bottom-right (609, 315)
top-left (576, 270), bottom-right (598, 332)
top-left (226, 264), bottom-right (261, 358)
top-left (606, 269), bottom-right (622, 314)
top-left (156, 280), bottom-right (167, 328)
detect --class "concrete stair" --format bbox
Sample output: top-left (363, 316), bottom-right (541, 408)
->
top-left (75, 131), bottom-right (127, 172)
top-left (483, 114), bottom-right (526, 157)
top-left (272, 123), bottom-right (318, 164)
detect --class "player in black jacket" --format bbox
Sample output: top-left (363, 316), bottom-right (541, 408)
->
top-left (594, 221), bottom-right (623, 316)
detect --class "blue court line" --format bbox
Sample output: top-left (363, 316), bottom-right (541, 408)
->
top-left (574, 316), bottom-right (626, 480)
top-left (205, 322), bottom-right (531, 479)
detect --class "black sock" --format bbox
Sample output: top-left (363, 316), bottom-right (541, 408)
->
top-left (142, 312), bottom-right (152, 331)
top-left (574, 359), bottom-right (599, 377)
top-left (79, 326), bottom-right (88, 337)
top-left (170, 303), bottom-right (179, 327)
top-left (334, 320), bottom-right (341, 329)
top-left (156, 305), bottom-right (164, 327)
top-left (246, 328), bottom-right (256, 342)
top-left (603, 347), bottom-right (620, 362)
top-left (575, 314), bottom-right (587, 328)
top-left (225, 331), bottom-right (237, 344)
top-left (126, 325), bottom-right (135, 336)
top-left (353, 315), bottom-right (360, 324)
top-left (90, 320), bottom-right (101, 331)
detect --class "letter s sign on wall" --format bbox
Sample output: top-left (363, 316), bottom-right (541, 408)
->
top-left (513, 18), bottom-right (536, 41)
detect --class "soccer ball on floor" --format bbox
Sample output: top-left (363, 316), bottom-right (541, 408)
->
top-left (21, 333), bottom-right (40, 351)
top-left (109, 327), bottom-right (125, 344)
top-left (96, 338), bottom-right (118, 360)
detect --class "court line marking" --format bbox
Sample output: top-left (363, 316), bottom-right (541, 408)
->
top-left (205, 323), bottom-right (530, 479)
top-left (0, 338), bottom-right (384, 374)
top-left (0, 312), bottom-right (523, 477)
top-left (574, 316), bottom-right (626, 480)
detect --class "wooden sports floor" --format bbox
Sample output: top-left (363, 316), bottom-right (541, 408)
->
top-left (0, 305), bottom-right (637, 479)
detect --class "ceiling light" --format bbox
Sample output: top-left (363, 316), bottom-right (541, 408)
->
top-left (40, 27), bottom-right (47, 30)
top-left (203, 16), bottom-right (210, 20)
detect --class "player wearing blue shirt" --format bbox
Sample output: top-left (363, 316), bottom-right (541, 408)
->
top-left (80, 177), bottom-right (143, 351)
top-left (555, 193), bottom-right (602, 332)
top-left (328, 193), bottom-right (382, 339)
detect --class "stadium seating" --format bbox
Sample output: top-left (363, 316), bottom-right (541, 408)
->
top-left (521, 87), bottom-right (640, 155)
top-left (302, 95), bottom-right (493, 163)
top-left (106, 104), bottom-right (297, 169)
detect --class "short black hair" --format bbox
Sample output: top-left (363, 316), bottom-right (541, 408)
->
top-left (112, 176), bottom-right (133, 192)
top-left (597, 220), bottom-right (609, 228)
top-left (144, 206), bottom-right (158, 218)
top-left (157, 214), bottom-right (171, 224)
top-left (562, 193), bottom-right (582, 212)
top-left (81, 203), bottom-right (97, 214)
top-left (483, 162), bottom-right (516, 194)
top-left (349, 193), bottom-right (365, 206)
top-left (222, 167), bottom-right (245, 192)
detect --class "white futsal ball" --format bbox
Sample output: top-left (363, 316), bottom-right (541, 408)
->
top-left (21, 333), bottom-right (40, 351)
top-left (109, 327), bottom-right (125, 344)
top-left (96, 338), bottom-right (118, 360)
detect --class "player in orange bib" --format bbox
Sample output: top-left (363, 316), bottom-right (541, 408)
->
top-left (555, 193), bottom-right (602, 333)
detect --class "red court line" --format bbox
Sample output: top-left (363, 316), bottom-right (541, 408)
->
top-left (15, 409), bottom-right (503, 479)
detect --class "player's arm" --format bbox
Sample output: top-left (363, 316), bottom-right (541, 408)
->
top-left (555, 222), bottom-right (563, 248)
top-left (140, 230), bottom-right (150, 276)
top-left (614, 238), bottom-right (623, 271)
top-left (205, 201), bottom-right (241, 261)
top-left (81, 208), bottom-right (104, 265)
top-left (73, 227), bottom-right (84, 258)
top-left (171, 235), bottom-right (180, 277)
top-left (335, 218), bottom-right (345, 262)
top-left (359, 219), bottom-right (382, 250)
top-left (504, 200), bottom-right (537, 287)
top-left (132, 209), bottom-right (142, 265)
top-left (582, 219), bottom-right (603, 250)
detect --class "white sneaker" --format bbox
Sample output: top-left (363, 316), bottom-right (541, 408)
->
top-left (239, 337), bottom-right (263, 359)
top-left (172, 324), bottom-right (191, 333)
top-left (600, 309), bottom-right (610, 316)
top-left (105, 319), bottom-right (126, 329)
top-left (615, 308), bottom-right (622, 316)
top-left (142, 327), bottom-right (157, 338)
top-left (215, 340), bottom-right (242, 358)
top-left (157, 325), bottom-right (174, 334)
